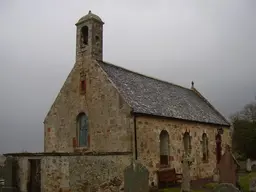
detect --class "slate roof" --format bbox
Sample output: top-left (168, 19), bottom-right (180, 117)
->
top-left (98, 60), bottom-right (230, 127)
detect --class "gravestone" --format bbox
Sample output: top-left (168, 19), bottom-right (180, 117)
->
top-left (247, 159), bottom-right (252, 172)
top-left (213, 168), bottom-right (220, 182)
top-left (212, 183), bottom-right (240, 192)
top-left (218, 145), bottom-right (240, 186)
top-left (124, 161), bottom-right (149, 192)
top-left (181, 155), bottom-right (193, 192)
top-left (246, 158), bottom-right (256, 172)
top-left (249, 177), bottom-right (256, 192)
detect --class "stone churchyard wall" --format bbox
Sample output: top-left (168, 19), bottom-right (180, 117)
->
top-left (7, 153), bottom-right (132, 192)
top-left (136, 116), bottom-right (232, 183)
top-left (42, 154), bottom-right (132, 192)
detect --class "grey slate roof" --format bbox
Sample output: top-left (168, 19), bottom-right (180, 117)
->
top-left (98, 61), bottom-right (230, 126)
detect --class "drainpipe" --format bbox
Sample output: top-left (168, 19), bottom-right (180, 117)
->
top-left (132, 111), bottom-right (138, 160)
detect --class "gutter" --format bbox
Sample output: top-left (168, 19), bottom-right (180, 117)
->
top-left (131, 110), bottom-right (138, 160)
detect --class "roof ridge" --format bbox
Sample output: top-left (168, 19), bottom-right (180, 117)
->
top-left (99, 60), bottom-right (192, 91)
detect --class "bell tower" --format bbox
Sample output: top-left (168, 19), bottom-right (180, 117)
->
top-left (75, 11), bottom-right (104, 61)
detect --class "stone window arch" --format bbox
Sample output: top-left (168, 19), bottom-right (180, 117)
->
top-left (202, 133), bottom-right (209, 162)
top-left (77, 112), bottom-right (89, 147)
top-left (160, 130), bottom-right (170, 166)
top-left (183, 132), bottom-right (191, 155)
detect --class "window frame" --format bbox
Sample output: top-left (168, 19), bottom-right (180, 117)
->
top-left (76, 113), bottom-right (89, 148)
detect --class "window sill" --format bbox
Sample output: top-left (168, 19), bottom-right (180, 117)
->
top-left (74, 147), bottom-right (89, 153)
top-left (159, 164), bottom-right (171, 169)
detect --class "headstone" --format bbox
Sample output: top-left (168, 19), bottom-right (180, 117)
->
top-left (212, 183), bottom-right (240, 192)
top-left (213, 168), bottom-right (220, 182)
top-left (181, 155), bottom-right (193, 192)
top-left (218, 145), bottom-right (240, 186)
top-left (249, 177), bottom-right (256, 192)
top-left (124, 161), bottom-right (149, 192)
top-left (247, 158), bottom-right (252, 172)
top-left (0, 155), bottom-right (6, 167)
top-left (247, 159), bottom-right (256, 172)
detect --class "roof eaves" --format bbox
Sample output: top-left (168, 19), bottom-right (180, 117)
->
top-left (131, 111), bottom-right (230, 127)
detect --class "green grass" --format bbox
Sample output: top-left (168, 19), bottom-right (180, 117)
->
top-left (159, 172), bottom-right (256, 192)
top-left (239, 172), bottom-right (256, 192)
top-left (159, 187), bottom-right (203, 192)
top-left (203, 182), bottom-right (219, 190)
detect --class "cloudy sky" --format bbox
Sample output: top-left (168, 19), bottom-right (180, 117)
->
top-left (0, 0), bottom-right (255, 153)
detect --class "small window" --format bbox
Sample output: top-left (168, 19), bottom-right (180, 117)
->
top-left (80, 71), bottom-right (86, 94)
top-left (80, 80), bottom-right (86, 93)
top-left (160, 130), bottom-right (170, 166)
top-left (183, 132), bottom-right (191, 155)
top-left (95, 35), bottom-right (100, 42)
top-left (202, 133), bottom-right (209, 162)
top-left (81, 26), bottom-right (89, 47)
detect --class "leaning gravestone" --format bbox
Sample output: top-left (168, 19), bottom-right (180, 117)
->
top-left (218, 145), bottom-right (240, 186)
top-left (249, 177), bottom-right (256, 192)
top-left (212, 183), bottom-right (240, 192)
top-left (124, 161), bottom-right (149, 192)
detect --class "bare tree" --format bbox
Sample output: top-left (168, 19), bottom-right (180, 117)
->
top-left (230, 102), bottom-right (256, 122)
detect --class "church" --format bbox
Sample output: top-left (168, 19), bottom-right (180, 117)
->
top-left (44, 10), bottom-right (231, 187)
top-left (6, 11), bottom-right (231, 191)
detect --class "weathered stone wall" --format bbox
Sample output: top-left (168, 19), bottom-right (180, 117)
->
top-left (135, 116), bottom-right (232, 184)
top-left (69, 155), bottom-right (131, 192)
top-left (41, 156), bottom-right (69, 192)
top-left (9, 153), bottom-right (132, 192)
top-left (40, 154), bottom-right (132, 192)
top-left (44, 58), bottom-right (133, 153)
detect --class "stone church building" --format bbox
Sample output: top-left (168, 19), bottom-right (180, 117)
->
top-left (5, 11), bottom-right (232, 192)
top-left (45, 9), bottom-right (231, 184)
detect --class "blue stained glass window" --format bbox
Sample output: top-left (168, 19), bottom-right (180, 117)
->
top-left (77, 113), bottom-right (88, 147)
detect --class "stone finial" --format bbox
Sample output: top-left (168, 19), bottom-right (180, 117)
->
top-left (191, 81), bottom-right (194, 89)
top-left (89, 10), bottom-right (92, 14)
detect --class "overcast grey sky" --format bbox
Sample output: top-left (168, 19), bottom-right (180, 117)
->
top-left (0, 0), bottom-right (255, 153)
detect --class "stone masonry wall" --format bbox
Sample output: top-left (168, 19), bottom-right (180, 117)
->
top-left (40, 154), bottom-right (132, 192)
top-left (136, 116), bottom-right (231, 184)
top-left (44, 57), bottom-right (133, 153)
top-left (11, 154), bottom-right (132, 192)
top-left (69, 155), bottom-right (132, 192)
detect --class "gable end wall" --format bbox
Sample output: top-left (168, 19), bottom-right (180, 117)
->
top-left (44, 58), bottom-right (134, 153)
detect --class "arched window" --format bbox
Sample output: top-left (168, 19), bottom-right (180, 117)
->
top-left (81, 26), bottom-right (89, 48)
top-left (183, 132), bottom-right (191, 155)
top-left (202, 133), bottom-right (209, 162)
top-left (216, 133), bottom-right (222, 164)
top-left (160, 130), bottom-right (169, 166)
top-left (77, 113), bottom-right (89, 147)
